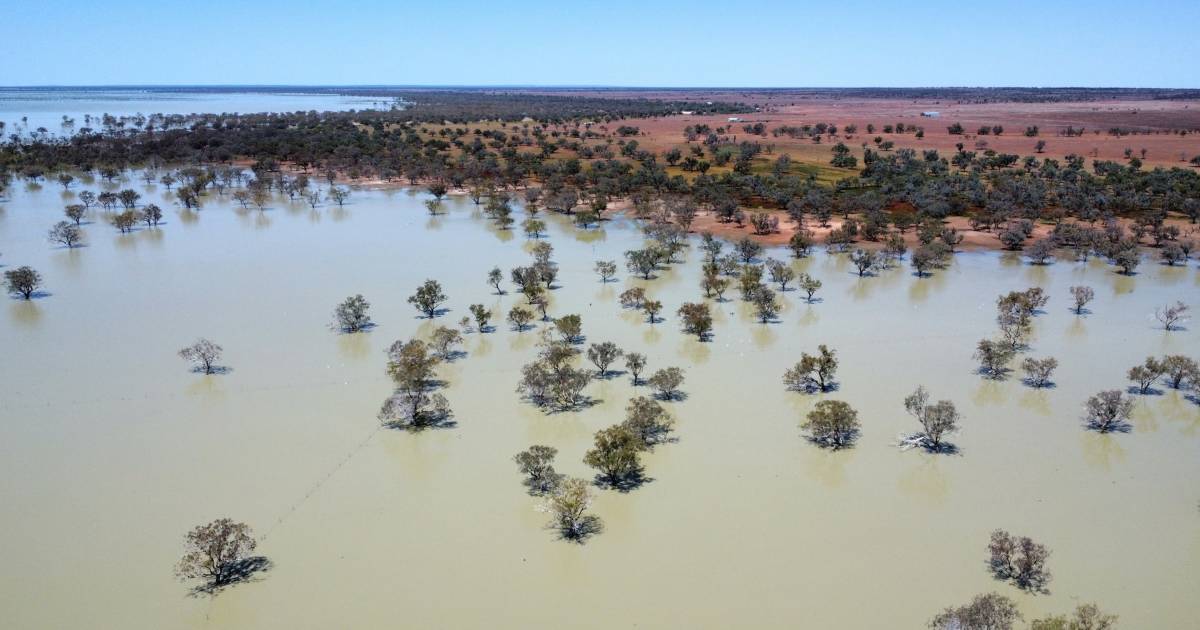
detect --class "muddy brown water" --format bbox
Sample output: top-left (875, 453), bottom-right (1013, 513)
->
top-left (1, 176), bottom-right (1197, 628)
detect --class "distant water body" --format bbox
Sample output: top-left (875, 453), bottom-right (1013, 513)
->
top-left (0, 87), bottom-right (396, 136)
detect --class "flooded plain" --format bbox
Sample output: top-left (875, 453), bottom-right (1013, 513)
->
top-left (0, 175), bottom-right (1198, 629)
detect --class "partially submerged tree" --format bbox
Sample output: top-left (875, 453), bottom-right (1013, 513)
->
top-left (1069, 285), bottom-right (1094, 314)
top-left (594, 260), bottom-right (617, 283)
top-left (647, 366), bottom-right (685, 400)
top-left (47, 221), bottom-right (83, 248)
top-left (988, 529), bottom-right (1051, 591)
top-left (507, 306), bottom-right (534, 331)
top-left (900, 386), bottom-right (959, 452)
top-left (801, 400), bottom-right (860, 449)
top-left (487, 266), bottom-right (505, 294)
top-left (1127, 356), bottom-right (1164, 394)
top-left (928, 592), bottom-right (1021, 630)
top-left (468, 304), bottom-right (492, 332)
top-left (583, 424), bottom-right (646, 488)
top-left (1021, 357), bottom-right (1059, 388)
top-left (513, 445), bottom-right (562, 495)
top-left (677, 302), bottom-right (713, 340)
top-left (429, 326), bottom-right (464, 360)
top-left (1160, 355), bottom-right (1199, 389)
top-left (974, 339), bottom-right (1014, 379)
top-left (4, 266), bottom-right (43, 300)
top-left (587, 341), bottom-right (623, 377)
top-left (782, 345), bottom-right (838, 393)
top-left (178, 338), bottom-right (224, 374)
top-left (798, 273), bottom-right (822, 303)
top-left (1155, 301), bottom-right (1189, 331)
top-left (333, 294), bottom-right (372, 332)
top-left (554, 314), bottom-right (584, 344)
top-left (379, 388), bottom-right (452, 430)
top-left (1083, 390), bottom-right (1133, 433)
top-left (540, 477), bottom-right (597, 541)
top-left (622, 396), bottom-right (675, 447)
top-left (1029, 603), bottom-right (1118, 630)
top-left (408, 279), bottom-right (447, 318)
top-left (624, 352), bottom-right (647, 385)
top-left (175, 518), bottom-right (262, 591)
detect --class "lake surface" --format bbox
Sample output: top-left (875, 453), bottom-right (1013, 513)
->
top-left (0, 88), bottom-right (395, 135)
top-left (0, 175), bottom-right (1197, 628)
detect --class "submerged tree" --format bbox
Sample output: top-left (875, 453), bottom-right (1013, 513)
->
top-left (47, 221), bottom-right (83, 248)
top-left (1160, 355), bottom-right (1199, 389)
top-left (928, 592), bottom-right (1021, 630)
top-left (507, 306), bottom-right (534, 331)
top-left (468, 304), bottom-right (492, 332)
top-left (408, 279), bottom-right (447, 318)
top-left (487, 266), bottom-right (505, 294)
top-left (622, 396), bottom-right (675, 447)
top-left (4, 266), bottom-right (43, 300)
top-left (901, 386), bottom-right (959, 452)
top-left (1029, 603), bottom-right (1118, 630)
top-left (540, 477), bottom-right (597, 541)
top-left (333, 294), bottom-right (372, 332)
top-left (782, 345), bottom-right (838, 393)
top-left (1082, 390), bottom-right (1133, 433)
top-left (974, 339), bottom-right (1014, 379)
top-left (175, 518), bottom-right (263, 591)
top-left (624, 352), bottom-right (647, 385)
top-left (801, 400), bottom-right (860, 449)
top-left (1126, 356), bottom-right (1164, 394)
top-left (513, 445), bottom-right (562, 495)
top-left (988, 529), bottom-right (1051, 591)
top-left (594, 260), bottom-right (617, 283)
top-left (1021, 356), bottom-right (1058, 388)
top-left (583, 424), bottom-right (646, 488)
top-left (587, 341), bottom-right (623, 377)
top-left (178, 338), bottom-right (224, 374)
top-left (646, 367), bottom-right (685, 400)
top-left (379, 388), bottom-right (452, 430)
top-left (798, 273), bottom-right (822, 303)
top-left (677, 302), bottom-right (713, 340)
top-left (1069, 285), bottom-right (1094, 314)
top-left (554, 314), bottom-right (584, 344)
top-left (1155, 301), bottom-right (1189, 331)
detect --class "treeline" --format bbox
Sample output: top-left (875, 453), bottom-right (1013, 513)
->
top-left (2, 101), bottom-right (1199, 255)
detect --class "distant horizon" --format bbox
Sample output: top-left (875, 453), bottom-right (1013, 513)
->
top-left (2, 84), bottom-right (1197, 91)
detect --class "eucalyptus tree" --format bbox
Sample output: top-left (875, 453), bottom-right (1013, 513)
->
top-left (4, 266), bottom-right (43, 300)
top-left (408, 279), bottom-right (448, 318)
top-left (801, 400), bottom-right (860, 449)
top-left (333, 294), bottom-right (372, 332)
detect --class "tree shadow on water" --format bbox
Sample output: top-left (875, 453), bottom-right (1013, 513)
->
top-left (552, 516), bottom-right (604, 544)
top-left (187, 556), bottom-right (273, 597)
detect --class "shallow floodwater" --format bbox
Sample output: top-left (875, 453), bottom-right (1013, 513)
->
top-left (0, 88), bottom-right (393, 136)
top-left (0, 175), bottom-right (1197, 629)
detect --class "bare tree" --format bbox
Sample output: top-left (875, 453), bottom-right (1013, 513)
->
top-left (179, 338), bottom-right (224, 374)
top-left (929, 592), bottom-right (1021, 630)
top-left (47, 221), bottom-right (83, 248)
top-left (988, 529), bottom-right (1051, 591)
top-left (1155, 301), bottom-right (1189, 331)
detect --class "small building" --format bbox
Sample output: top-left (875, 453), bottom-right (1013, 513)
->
top-left (728, 117), bottom-right (742, 122)
top-left (680, 110), bottom-right (695, 115)
top-left (921, 111), bottom-right (940, 118)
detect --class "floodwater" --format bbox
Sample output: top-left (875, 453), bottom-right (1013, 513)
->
top-left (0, 175), bottom-right (1197, 629)
top-left (0, 88), bottom-right (394, 135)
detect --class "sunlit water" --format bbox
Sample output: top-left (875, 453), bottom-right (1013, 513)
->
top-left (0, 88), bottom-right (395, 136)
top-left (0, 175), bottom-right (1197, 629)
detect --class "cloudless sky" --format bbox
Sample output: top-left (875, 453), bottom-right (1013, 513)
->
top-left (3, 0), bottom-right (1198, 87)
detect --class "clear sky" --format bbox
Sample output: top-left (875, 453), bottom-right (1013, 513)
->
top-left (3, 0), bottom-right (1198, 87)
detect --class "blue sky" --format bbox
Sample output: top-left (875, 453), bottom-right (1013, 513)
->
top-left (3, 0), bottom-right (1198, 87)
